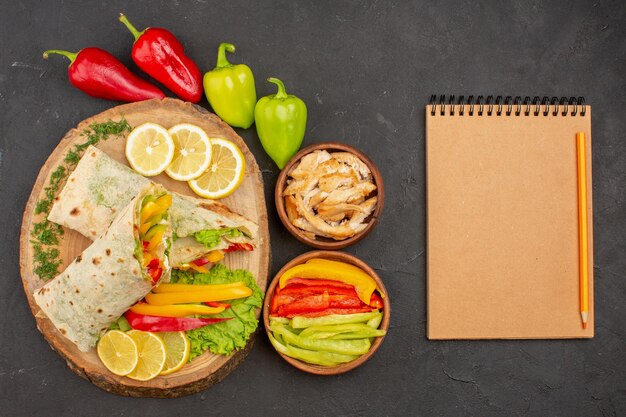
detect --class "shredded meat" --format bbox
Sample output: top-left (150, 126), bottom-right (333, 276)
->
top-left (283, 150), bottom-right (377, 240)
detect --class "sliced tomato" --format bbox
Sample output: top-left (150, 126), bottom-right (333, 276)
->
top-left (192, 257), bottom-right (210, 267)
top-left (224, 243), bottom-right (254, 253)
top-left (147, 266), bottom-right (163, 285)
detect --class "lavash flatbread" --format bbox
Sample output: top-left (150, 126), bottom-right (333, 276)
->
top-left (34, 183), bottom-right (171, 352)
top-left (47, 146), bottom-right (257, 267)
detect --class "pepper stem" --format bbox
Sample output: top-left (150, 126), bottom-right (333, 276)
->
top-left (119, 13), bottom-right (144, 41)
top-left (216, 43), bottom-right (236, 69)
top-left (42, 50), bottom-right (79, 65)
top-left (267, 77), bottom-right (288, 99)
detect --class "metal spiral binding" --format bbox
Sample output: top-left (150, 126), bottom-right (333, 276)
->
top-left (429, 95), bottom-right (586, 117)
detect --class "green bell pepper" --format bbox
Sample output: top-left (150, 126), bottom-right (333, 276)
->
top-left (254, 77), bottom-right (307, 169)
top-left (203, 43), bottom-right (257, 129)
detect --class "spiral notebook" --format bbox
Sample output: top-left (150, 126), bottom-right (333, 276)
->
top-left (426, 96), bottom-right (594, 339)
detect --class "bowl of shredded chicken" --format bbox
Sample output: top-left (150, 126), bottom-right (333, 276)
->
top-left (275, 143), bottom-right (384, 249)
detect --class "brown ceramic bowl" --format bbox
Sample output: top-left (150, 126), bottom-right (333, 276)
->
top-left (275, 142), bottom-right (384, 250)
top-left (263, 250), bottom-right (390, 375)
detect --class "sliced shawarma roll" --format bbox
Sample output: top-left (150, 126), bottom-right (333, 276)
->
top-left (47, 145), bottom-right (258, 269)
top-left (34, 183), bottom-right (172, 352)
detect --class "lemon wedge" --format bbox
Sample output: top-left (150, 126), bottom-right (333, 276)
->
top-left (188, 138), bottom-right (246, 199)
top-left (96, 330), bottom-right (138, 376)
top-left (126, 330), bottom-right (167, 381)
top-left (125, 123), bottom-right (174, 176)
top-left (158, 331), bottom-right (191, 375)
top-left (165, 124), bottom-right (212, 181)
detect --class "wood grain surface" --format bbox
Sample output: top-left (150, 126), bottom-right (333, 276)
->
top-left (19, 98), bottom-right (270, 397)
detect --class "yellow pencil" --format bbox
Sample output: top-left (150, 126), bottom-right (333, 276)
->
top-left (576, 132), bottom-right (589, 329)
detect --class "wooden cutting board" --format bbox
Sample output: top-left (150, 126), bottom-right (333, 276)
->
top-left (19, 98), bottom-right (270, 397)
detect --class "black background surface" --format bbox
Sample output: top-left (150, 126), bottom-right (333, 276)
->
top-left (1, 1), bottom-right (625, 416)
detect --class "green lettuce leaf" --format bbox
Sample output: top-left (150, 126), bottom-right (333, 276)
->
top-left (171, 265), bottom-right (263, 359)
top-left (193, 228), bottom-right (243, 250)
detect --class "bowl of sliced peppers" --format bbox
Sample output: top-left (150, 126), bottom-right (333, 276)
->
top-left (263, 250), bottom-right (390, 375)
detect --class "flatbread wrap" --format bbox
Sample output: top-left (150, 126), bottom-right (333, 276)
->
top-left (34, 183), bottom-right (172, 352)
top-left (47, 146), bottom-right (258, 269)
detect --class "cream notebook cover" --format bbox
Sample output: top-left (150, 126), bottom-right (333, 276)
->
top-left (426, 96), bottom-right (594, 339)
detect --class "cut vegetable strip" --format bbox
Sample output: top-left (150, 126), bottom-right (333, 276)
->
top-left (125, 311), bottom-right (231, 332)
top-left (290, 311), bottom-right (382, 329)
top-left (145, 286), bottom-right (252, 305)
top-left (278, 262), bottom-right (378, 304)
top-left (153, 282), bottom-right (246, 293)
top-left (130, 302), bottom-right (225, 317)
top-left (271, 324), bottom-right (371, 356)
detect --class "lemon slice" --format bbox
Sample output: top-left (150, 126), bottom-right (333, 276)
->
top-left (125, 123), bottom-right (174, 176)
top-left (97, 330), bottom-right (139, 376)
top-left (188, 138), bottom-right (246, 199)
top-left (164, 124), bottom-right (212, 181)
top-left (126, 330), bottom-right (167, 381)
top-left (158, 331), bottom-right (191, 375)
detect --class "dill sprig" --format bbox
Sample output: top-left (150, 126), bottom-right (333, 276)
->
top-left (31, 119), bottom-right (131, 280)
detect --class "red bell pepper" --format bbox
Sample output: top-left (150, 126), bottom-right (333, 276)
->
top-left (224, 243), bottom-right (254, 253)
top-left (125, 310), bottom-right (231, 332)
top-left (145, 258), bottom-right (162, 285)
top-left (192, 257), bottom-right (211, 267)
top-left (118, 14), bottom-right (203, 103)
top-left (276, 293), bottom-right (330, 317)
top-left (276, 284), bottom-right (384, 309)
top-left (43, 47), bottom-right (165, 102)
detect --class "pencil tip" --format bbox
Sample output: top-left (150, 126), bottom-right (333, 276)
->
top-left (583, 322), bottom-right (588, 330)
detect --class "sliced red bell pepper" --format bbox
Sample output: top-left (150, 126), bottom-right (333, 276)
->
top-left (328, 295), bottom-right (364, 309)
top-left (278, 285), bottom-right (358, 297)
top-left (276, 293), bottom-right (330, 317)
top-left (192, 257), bottom-right (211, 267)
top-left (369, 293), bottom-right (384, 309)
top-left (147, 266), bottom-right (162, 285)
top-left (124, 310), bottom-right (231, 332)
top-left (142, 240), bottom-right (149, 250)
top-left (224, 243), bottom-right (254, 253)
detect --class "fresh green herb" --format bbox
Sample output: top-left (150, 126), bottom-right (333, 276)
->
top-left (171, 265), bottom-right (264, 359)
top-left (31, 119), bottom-right (131, 280)
top-left (193, 228), bottom-right (243, 250)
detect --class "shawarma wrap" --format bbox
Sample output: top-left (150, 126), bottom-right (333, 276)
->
top-left (34, 183), bottom-right (172, 352)
top-left (47, 146), bottom-right (258, 268)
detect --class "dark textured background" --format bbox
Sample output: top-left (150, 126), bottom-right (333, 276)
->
top-left (1, 1), bottom-right (625, 416)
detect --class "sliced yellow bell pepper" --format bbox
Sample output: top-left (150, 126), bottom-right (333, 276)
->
top-left (142, 251), bottom-right (155, 268)
top-left (144, 225), bottom-right (166, 251)
top-left (140, 201), bottom-right (160, 225)
top-left (305, 258), bottom-right (384, 298)
top-left (278, 262), bottom-right (378, 305)
top-left (206, 250), bottom-right (225, 263)
top-left (130, 303), bottom-right (225, 317)
top-left (153, 282), bottom-right (246, 293)
top-left (154, 193), bottom-right (172, 210)
top-left (145, 286), bottom-right (252, 305)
